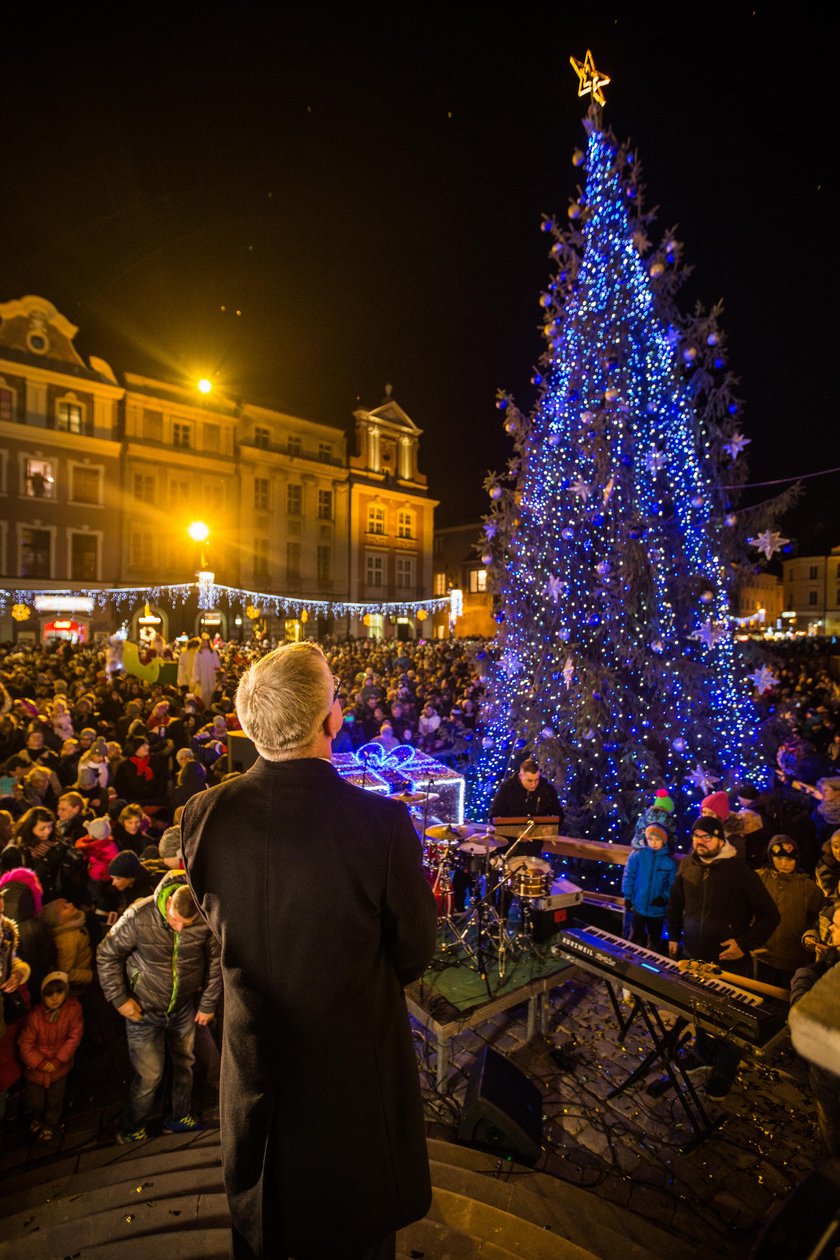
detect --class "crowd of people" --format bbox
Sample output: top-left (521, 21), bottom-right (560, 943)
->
top-left (0, 630), bottom-right (838, 1156)
top-left (0, 630), bottom-right (489, 1145)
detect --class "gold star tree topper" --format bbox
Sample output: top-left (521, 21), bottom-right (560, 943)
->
top-left (570, 50), bottom-right (611, 107)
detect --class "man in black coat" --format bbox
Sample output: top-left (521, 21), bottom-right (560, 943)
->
top-left (182, 641), bottom-right (438, 1260)
top-left (667, 815), bottom-right (780, 1098)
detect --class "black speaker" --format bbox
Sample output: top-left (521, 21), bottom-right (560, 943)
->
top-left (749, 1160), bottom-right (840, 1260)
top-left (227, 729), bottom-right (259, 774)
top-left (457, 1046), bottom-right (543, 1164)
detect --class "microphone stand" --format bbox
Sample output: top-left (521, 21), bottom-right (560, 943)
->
top-left (492, 820), bottom-right (536, 980)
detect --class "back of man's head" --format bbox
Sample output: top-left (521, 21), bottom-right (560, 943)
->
top-left (235, 642), bottom-right (331, 760)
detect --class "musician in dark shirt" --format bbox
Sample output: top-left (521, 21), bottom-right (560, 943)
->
top-left (490, 758), bottom-right (563, 858)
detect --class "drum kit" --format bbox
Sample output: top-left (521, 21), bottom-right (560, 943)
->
top-left (421, 821), bottom-right (554, 974)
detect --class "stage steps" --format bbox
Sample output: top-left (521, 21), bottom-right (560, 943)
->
top-left (0, 1129), bottom-right (686, 1260)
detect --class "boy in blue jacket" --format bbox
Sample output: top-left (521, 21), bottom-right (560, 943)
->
top-left (622, 823), bottom-right (677, 952)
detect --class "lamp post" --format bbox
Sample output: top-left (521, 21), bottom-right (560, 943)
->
top-left (187, 520), bottom-right (211, 572)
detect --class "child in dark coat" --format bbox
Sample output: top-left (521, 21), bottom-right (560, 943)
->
top-left (19, 971), bottom-right (83, 1143)
top-left (622, 823), bottom-right (678, 951)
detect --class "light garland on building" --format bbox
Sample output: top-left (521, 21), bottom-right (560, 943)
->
top-left (0, 581), bottom-right (449, 622)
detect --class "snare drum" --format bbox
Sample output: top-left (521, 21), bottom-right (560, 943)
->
top-left (507, 856), bottom-right (552, 899)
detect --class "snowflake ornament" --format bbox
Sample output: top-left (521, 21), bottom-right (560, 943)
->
top-left (500, 651), bottom-right (523, 679)
top-left (570, 477), bottom-right (593, 501)
top-left (692, 620), bottom-right (727, 650)
top-left (645, 447), bottom-right (667, 473)
top-left (749, 665), bottom-right (779, 694)
top-left (686, 764), bottom-right (721, 794)
top-left (748, 530), bottom-right (790, 561)
top-left (484, 520), bottom-right (497, 540)
top-left (547, 575), bottom-right (568, 603)
top-left (723, 432), bottom-right (751, 460)
top-left (562, 655), bottom-right (575, 689)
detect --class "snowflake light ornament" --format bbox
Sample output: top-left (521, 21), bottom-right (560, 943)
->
top-left (723, 432), bottom-right (751, 460)
top-left (645, 447), bottom-right (667, 473)
top-left (686, 764), bottom-right (721, 794)
top-left (748, 530), bottom-right (790, 561)
top-left (692, 620), bottom-right (728, 650)
top-left (749, 665), bottom-right (779, 694)
top-left (570, 477), bottom-right (593, 501)
top-left (547, 575), bottom-right (567, 603)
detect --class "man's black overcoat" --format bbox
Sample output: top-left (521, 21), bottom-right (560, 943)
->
top-left (182, 756), bottom-right (437, 1259)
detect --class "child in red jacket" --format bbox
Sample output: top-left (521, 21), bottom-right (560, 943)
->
top-left (75, 816), bottom-right (119, 925)
top-left (19, 971), bottom-right (83, 1143)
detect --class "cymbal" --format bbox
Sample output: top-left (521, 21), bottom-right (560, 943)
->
top-left (452, 823), bottom-right (497, 839)
top-left (425, 824), bottom-right (462, 841)
top-left (458, 837), bottom-right (505, 854)
top-left (391, 791), bottom-right (441, 804)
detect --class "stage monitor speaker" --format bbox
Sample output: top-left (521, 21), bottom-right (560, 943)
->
top-left (749, 1159), bottom-right (840, 1260)
top-left (457, 1045), bottom-right (542, 1164)
top-left (227, 729), bottom-right (259, 774)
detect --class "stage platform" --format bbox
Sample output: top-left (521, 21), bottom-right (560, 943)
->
top-left (407, 948), bottom-right (571, 1087)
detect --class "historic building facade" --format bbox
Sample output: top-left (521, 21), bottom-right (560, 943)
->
top-left (431, 523), bottom-right (495, 639)
top-left (0, 297), bottom-right (434, 644)
top-left (782, 546), bottom-right (840, 635)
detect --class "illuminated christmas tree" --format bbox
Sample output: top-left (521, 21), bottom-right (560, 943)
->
top-left (471, 61), bottom-right (769, 840)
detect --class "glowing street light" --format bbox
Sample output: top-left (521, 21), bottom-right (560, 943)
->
top-left (197, 378), bottom-right (213, 395)
top-left (187, 521), bottom-right (211, 571)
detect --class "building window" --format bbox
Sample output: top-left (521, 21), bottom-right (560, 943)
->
top-left (317, 544), bottom-right (331, 582)
top-left (133, 473), bottom-right (155, 502)
top-left (25, 458), bottom-right (55, 499)
top-left (169, 479), bottom-right (189, 506)
top-left (56, 399), bottom-right (85, 433)
top-left (173, 422), bottom-right (191, 449)
top-left (468, 568), bottom-right (488, 593)
top-left (434, 571), bottom-right (447, 596)
top-left (70, 465), bottom-right (102, 505)
top-left (287, 484), bottom-right (302, 515)
top-left (0, 384), bottom-right (15, 422)
top-left (253, 538), bottom-right (270, 579)
top-left (397, 510), bottom-right (414, 539)
top-left (396, 557), bottom-right (415, 588)
top-left (20, 527), bottom-right (52, 578)
top-left (317, 489), bottom-right (333, 520)
top-left (434, 536), bottom-right (443, 555)
top-left (254, 477), bottom-right (270, 511)
top-left (70, 532), bottom-right (99, 582)
top-left (286, 541), bottom-right (301, 581)
top-left (254, 426), bottom-right (270, 449)
top-left (808, 590), bottom-right (818, 606)
top-left (809, 565), bottom-right (819, 580)
top-left (318, 442), bottom-right (331, 462)
top-left (288, 436), bottom-right (301, 457)
top-left (142, 409), bottom-right (163, 441)
top-left (366, 553), bottom-right (385, 587)
top-left (129, 531), bottom-right (155, 568)
top-left (367, 504), bottom-right (385, 535)
top-left (204, 423), bottom-right (220, 452)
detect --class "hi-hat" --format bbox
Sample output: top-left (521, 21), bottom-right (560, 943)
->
top-left (452, 823), bottom-right (497, 839)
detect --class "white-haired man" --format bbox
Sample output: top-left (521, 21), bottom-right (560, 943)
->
top-left (183, 641), bottom-right (437, 1260)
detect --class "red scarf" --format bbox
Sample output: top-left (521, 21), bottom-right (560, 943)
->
top-left (130, 755), bottom-right (154, 782)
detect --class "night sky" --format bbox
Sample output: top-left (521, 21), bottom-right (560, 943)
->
top-left (2, 5), bottom-right (836, 546)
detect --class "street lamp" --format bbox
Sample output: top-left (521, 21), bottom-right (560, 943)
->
top-left (197, 378), bottom-right (213, 395)
top-left (188, 521), bottom-right (211, 571)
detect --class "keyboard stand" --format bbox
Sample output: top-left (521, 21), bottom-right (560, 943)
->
top-left (602, 982), bottom-right (721, 1152)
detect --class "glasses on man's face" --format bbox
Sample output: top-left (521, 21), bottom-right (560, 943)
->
top-left (332, 674), bottom-right (342, 703)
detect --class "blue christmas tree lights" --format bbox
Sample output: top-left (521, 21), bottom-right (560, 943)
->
top-left (470, 114), bottom-right (762, 839)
